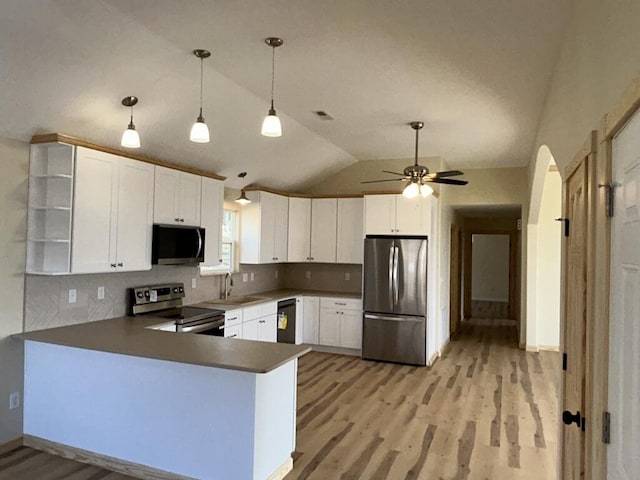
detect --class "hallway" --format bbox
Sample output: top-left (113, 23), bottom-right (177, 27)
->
top-left (287, 324), bottom-right (558, 479)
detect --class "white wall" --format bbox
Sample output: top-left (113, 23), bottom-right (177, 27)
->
top-left (471, 234), bottom-right (510, 302)
top-left (535, 171), bottom-right (561, 348)
top-left (0, 136), bottom-right (28, 444)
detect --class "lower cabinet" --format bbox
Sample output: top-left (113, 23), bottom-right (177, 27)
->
top-left (318, 297), bottom-right (363, 349)
top-left (224, 324), bottom-right (242, 339)
top-left (258, 314), bottom-right (277, 342)
top-left (301, 297), bottom-right (320, 344)
top-left (225, 303), bottom-right (277, 342)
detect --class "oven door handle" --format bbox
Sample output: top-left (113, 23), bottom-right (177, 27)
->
top-left (180, 320), bottom-right (224, 334)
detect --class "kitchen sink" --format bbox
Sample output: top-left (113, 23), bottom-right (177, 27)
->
top-left (206, 295), bottom-right (270, 306)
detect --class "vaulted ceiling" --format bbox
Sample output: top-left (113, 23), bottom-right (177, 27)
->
top-left (0, 1), bottom-right (572, 189)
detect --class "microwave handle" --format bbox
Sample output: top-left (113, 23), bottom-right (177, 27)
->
top-left (195, 229), bottom-right (203, 260)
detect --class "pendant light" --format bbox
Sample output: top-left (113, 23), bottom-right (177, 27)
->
top-left (120, 96), bottom-right (140, 148)
top-left (190, 49), bottom-right (211, 143)
top-left (403, 179), bottom-right (420, 199)
top-left (420, 182), bottom-right (433, 198)
top-left (235, 172), bottom-right (252, 205)
top-left (261, 37), bottom-right (284, 137)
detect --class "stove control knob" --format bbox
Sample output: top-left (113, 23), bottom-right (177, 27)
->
top-left (179, 286), bottom-right (184, 293)
top-left (144, 291), bottom-right (150, 298)
top-left (136, 291), bottom-right (143, 299)
top-left (173, 287), bottom-right (179, 293)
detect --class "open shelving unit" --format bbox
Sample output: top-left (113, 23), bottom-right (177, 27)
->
top-left (26, 142), bottom-right (75, 274)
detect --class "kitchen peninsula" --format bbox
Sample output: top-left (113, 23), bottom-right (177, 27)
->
top-left (20, 316), bottom-right (310, 480)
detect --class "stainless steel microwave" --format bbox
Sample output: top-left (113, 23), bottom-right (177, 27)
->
top-left (151, 224), bottom-right (205, 266)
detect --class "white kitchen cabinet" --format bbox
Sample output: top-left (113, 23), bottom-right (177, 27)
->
top-left (240, 191), bottom-right (288, 264)
top-left (200, 177), bottom-right (224, 267)
top-left (319, 297), bottom-right (363, 349)
top-left (364, 194), bottom-right (431, 236)
top-left (287, 197), bottom-right (311, 262)
top-left (224, 324), bottom-right (242, 339)
top-left (242, 318), bottom-right (259, 341)
top-left (258, 314), bottom-right (278, 342)
top-left (153, 166), bottom-right (202, 226)
top-left (301, 296), bottom-right (320, 344)
top-left (238, 302), bottom-right (277, 342)
top-left (26, 142), bottom-right (75, 275)
top-left (336, 197), bottom-right (364, 263)
top-left (71, 147), bottom-right (154, 273)
top-left (310, 198), bottom-right (337, 262)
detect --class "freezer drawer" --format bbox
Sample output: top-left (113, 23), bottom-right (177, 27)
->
top-left (362, 313), bottom-right (426, 366)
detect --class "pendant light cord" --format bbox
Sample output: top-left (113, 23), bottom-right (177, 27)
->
top-left (270, 46), bottom-right (276, 110)
top-left (199, 57), bottom-right (204, 119)
top-left (414, 127), bottom-right (419, 166)
top-left (129, 106), bottom-right (134, 129)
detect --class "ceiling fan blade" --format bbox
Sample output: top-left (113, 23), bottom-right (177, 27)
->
top-left (427, 178), bottom-right (468, 185)
top-left (382, 170), bottom-right (406, 176)
top-left (361, 178), bottom-right (406, 184)
top-left (428, 170), bottom-right (464, 178)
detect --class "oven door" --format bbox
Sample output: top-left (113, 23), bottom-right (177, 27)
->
top-left (178, 317), bottom-right (225, 336)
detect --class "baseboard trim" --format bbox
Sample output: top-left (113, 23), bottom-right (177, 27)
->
top-left (0, 436), bottom-right (23, 455)
top-left (538, 345), bottom-right (560, 352)
top-left (525, 345), bottom-right (540, 352)
top-left (267, 457), bottom-right (293, 480)
top-left (23, 435), bottom-right (195, 480)
top-left (307, 344), bottom-right (361, 357)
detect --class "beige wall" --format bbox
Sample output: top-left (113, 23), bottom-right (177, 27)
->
top-left (471, 234), bottom-right (510, 302)
top-left (0, 137), bottom-right (28, 444)
top-left (445, 166), bottom-right (527, 207)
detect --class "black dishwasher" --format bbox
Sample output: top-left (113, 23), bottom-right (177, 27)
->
top-left (277, 298), bottom-right (296, 344)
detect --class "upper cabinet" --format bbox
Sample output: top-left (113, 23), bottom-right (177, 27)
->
top-left (240, 191), bottom-right (288, 264)
top-left (364, 194), bottom-right (431, 236)
top-left (71, 147), bottom-right (154, 274)
top-left (287, 197), bottom-right (311, 262)
top-left (200, 177), bottom-right (224, 267)
top-left (310, 198), bottom-right (338, 262)
top-left (153, 166), bottom-right (202, 226)
top-left (336, 198), bottom-right (364, 263)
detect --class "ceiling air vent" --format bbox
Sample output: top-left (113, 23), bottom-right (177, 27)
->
top-left (313, 110), bottom-right (334, 120)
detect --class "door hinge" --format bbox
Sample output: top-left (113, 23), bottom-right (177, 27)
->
top-left (602, 411), bottom-right (611, 444)
top-left (555, 218), bottom-right (570, 236)
top-left (562, 352), bottom-right (567, 371)
top-left (598, 183), bottom-right (619, 218)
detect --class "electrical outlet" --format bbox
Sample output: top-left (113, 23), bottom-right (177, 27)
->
top-left (305, 271), bottom-right (311, 280)
top-left (191, 278), bottom-right (197, 289)
top-left (250, 272), bottom-right (255, 281)
top-left (68, 289), bottom-right (77, 304)
top-left (9, 392), bottom-right (20, 410)
top-left (345, 272), bottom-right (351, 281)
top-left (242, 273), bottom-right (248, 282)
top-left (97, 286), bottom-right (105, 300)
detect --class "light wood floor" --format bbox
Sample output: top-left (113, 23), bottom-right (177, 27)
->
top-left (1, 324), bottom-right (558, 480)
top-left (286, 324), bottom-right (558, 480)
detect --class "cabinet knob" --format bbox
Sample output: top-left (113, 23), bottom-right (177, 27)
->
top-left (180, 218), bottom-right (185, 223)
top-left (229, 334), bottom-right (237, 338)
top-left (110, 263), bottom-right (116, 268)
top-left (117, 262), bottom-right (123, 267)
top-left (174, 218), bottom-right (180, 222)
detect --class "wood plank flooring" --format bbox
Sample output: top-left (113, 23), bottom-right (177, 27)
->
top-left (1, 323), bottom-right (558, 480)
top-left (286, 324), bottom-right (558, 480)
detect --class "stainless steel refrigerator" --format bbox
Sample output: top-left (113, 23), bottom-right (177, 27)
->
top-left (362, 236), bottom-right (427, 366)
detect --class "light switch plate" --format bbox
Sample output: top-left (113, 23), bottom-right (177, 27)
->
top-left (97, 286), bottom-right (105, 300)
top-left (9, 392), bottom-right (20, 410)
top-left (68, 289), bottom-right (77, 304)
top-left (305, 271), bottom-right (311, 279)
top-left (242, 273), bottom-right (248, 282)
top-left (250, 272), bottom-right (255, 281)
top-left (345, 272), bottom-right (351, 281)
top-left (191, 278), bottom-right (197, 289)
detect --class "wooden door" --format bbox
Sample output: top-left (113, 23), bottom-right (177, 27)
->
top-left (450, 224), bottom-right (462, 337)
top-left (310, 198), bottom-right (337, 262)
top-left (608, 110), bottom-right (640, 479)
top-left (115, 157), bottom-right (154, 272)
top-left (561, 160), bottom-right (588, 479)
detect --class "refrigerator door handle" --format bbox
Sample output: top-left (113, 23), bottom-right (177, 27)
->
top-left (388, 244), bottom-right (395, 308)
top-left (364, 313), bottom-right (423, 323)
top-left (392, 246), bottom-right (399, 307)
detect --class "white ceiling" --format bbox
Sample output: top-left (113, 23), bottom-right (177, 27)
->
top-left (0, 0), bottom-right (571, 189)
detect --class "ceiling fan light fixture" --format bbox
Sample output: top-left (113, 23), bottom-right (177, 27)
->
top-left (120, 96), bottom-right (140, 149)
top-left (403, 181), bottom-right (420, 199)
top-left (190, 49), bottom-right (211, 143)
top-left (261, 37), bottom-right (284, 138)
top-left (420, 182), bottom-right (433, 198)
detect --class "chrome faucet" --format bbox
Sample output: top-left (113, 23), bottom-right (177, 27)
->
top-left (224, 271), bottom-right (234, 299)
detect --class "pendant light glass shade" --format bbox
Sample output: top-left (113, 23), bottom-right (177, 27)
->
top-left (262, 37), bottom-right (283, 138)
top-left (261, 108), bottom-right (282, 137)
top-left (120, 96), bottom-right (140, 149)
top-left (420, 182), bottom-right (434, 198)
top-left (402, 181), bottom-right (420, 199)
top-left (191, 49), bottom-right (211, 143)
top-left (235, 189), bottom-right (251, 205)
top-left (190, 111), bottom-right (210, 143)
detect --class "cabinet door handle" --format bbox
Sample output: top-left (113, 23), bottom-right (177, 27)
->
top-left (259, 320), bottom-right (265, 324)
top-left (174, 218), bottom-right (180, 222)
top-left (227, 316), bottom-right (238, 321)
top-left (229, 334), bottom-right (238, 338)
top-left (110, 263), bottom-right (117, 268)
top-left (117, 262), bottom-right (123, 267)
top-left (336, 302), bottom-right (347, 306)
top-left (180, 218), bottom-right (185, 223)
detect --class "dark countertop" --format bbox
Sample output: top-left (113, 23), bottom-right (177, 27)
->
top-left (194, 288), bottom-right (362, 310)
top-left (19, 314), bottom-right (310, 374)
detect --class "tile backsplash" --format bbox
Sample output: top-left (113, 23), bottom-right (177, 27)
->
top-left (24, 263), bottom-right (362, 332)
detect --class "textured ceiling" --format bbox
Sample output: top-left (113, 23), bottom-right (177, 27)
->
top-left (0, 0), bottom-right (571, 189)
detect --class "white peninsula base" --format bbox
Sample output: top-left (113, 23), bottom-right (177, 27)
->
top-left (24, 341), bottom-right (297, 480)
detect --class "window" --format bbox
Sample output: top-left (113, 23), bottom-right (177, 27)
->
top-left (200, 209), bottom-right (239, 275)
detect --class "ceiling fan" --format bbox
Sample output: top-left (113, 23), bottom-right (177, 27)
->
top-left (362, 121), bottom-right (468, 198)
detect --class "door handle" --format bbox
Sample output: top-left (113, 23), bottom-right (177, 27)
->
top-left (393, 246), bottom-right (399, 306)
top-left (562, 410), bottom-right (582, 429)
top-left (388, 244), bottom-right (395, 307)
